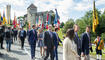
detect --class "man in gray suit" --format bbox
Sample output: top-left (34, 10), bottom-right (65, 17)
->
top-left (74, 24), bottom-right (81, 60)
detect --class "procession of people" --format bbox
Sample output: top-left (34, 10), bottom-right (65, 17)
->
top-left (0, 23), bottom-right (104, 60)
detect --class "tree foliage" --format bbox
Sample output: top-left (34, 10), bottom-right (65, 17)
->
top-left (63, 19), bottom-right (75, 33)
top-left (63, 10), bottom-right (105, 42)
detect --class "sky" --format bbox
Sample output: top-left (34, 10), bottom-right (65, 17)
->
top-left (0, 0), bottom-right (105, 23)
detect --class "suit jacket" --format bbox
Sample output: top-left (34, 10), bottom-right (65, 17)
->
top-left (53, 32), bottom-right (62, 47)
top-left (19, 30), bottom-right (26, 39)
top-left (74, 33), bottom-right (82, 52)
top-left (44, 31), bottom-right (54, 49)
top-left (28, 29), bottom-right (37, 45)
top-left (81, 32), bottom-right (90, 55)
top-left (13, 29), bottom-right (18, 36)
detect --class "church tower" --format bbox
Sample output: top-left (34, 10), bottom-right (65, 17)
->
top-left (27, 4), bottom-right (37, 27)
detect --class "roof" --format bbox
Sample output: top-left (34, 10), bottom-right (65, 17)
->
top-left (27, 4), bottom-right (37, 9)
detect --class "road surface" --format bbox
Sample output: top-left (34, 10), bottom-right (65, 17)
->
top-left (0, 40), bottom-right (95, 60)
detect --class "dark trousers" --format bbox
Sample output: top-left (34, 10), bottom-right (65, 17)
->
top-left (20, 37), bottom-right (25, 49)
top-left (77, 48), bottom-right (81, 56)
top-left (44, 48), bottom-right (54, 60)
top-left (30, 44), bottom-right (36, 59)
top-left (14, 35), bottom-right (17, 41)
top-left (54, 46), bottom-right (58, 60)
top-left (0, 38), bottom-right (4, 48)
top-left (96, 49), bottom-right (102, 55)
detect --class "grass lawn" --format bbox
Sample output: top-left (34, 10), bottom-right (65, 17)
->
top-left (90, 45), bottom-right (105, 59)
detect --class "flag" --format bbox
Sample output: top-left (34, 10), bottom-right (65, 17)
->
top-left (38, 16), bottom-right (41, 27)
top-left (46, 13), bottom-right (49, 23)
top-left (92, 0), bottom-right (99, 32)
top-left (9, 16), bottom-right (11, 24)
top-left (46, 13), bottom-right (49, 29)
top-left (54, 9), bottom-right (60, 25)
top-left (1, 16), bottom-right (3, 21)
top-left (0, 16), bottom-right (3, 25)
top-left (54, 9), bottom-right (60, 30)
top-left (48, 14), bottom-right (51, 24)
top-left (41, 16), bottom-right (44, 29)
top-left (36, 16), bottom-right (39, 26)
top-left (3, 11), bottom-right (7, 24)
top-left (28, 21), bottom-right (31, 30)
top-left (0, 12), bottom-right (1, 24)
top-left (13, 13), bottom-right (17, 28)
top-left (0, 12), bottom-right (1, 21)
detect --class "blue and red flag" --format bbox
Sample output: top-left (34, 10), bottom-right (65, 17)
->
top-left (54, 9), bottom-right (60, 30)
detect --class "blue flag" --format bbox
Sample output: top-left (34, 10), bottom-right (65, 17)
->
top-left (54, 9), bottom-right (60, 24)
top-left (1, 16), bottom-right (3, 21)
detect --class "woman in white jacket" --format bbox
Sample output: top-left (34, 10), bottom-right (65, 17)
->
top-left (63, 29), bottom-right (79, 60)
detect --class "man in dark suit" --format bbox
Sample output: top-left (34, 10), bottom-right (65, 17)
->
top-left (81, 26), bottom-right (91, 60)
top-left (73, 24), bottom-right (81, 59)
top-left (44, 25), bottom-right (55, 60)
top-left (53, 28), bottom-right (62, 60)
top-left (19, 28), bottom-right (26, 50)
top-left (28, 25), bottom-right (37, 60)
top-left (0, 25), bottom-right (5, 49)
top-left (13, 28), bottom-right (18, 41)
top-left (0, 25), bottom-right (4, 56)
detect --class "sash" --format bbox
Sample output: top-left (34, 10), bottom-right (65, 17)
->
top-left (96, 38), bottom-right (101, 49)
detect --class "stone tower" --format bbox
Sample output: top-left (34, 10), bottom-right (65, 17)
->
top-left (6, 5), bottom-right (11, 23)
top-left (27, 4), bottom-right (37, 27)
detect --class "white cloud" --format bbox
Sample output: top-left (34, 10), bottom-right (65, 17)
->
top-left (74, 0), bottom-right (92, 11)
top-left (11, 9), bottom-right (26, 20)
top-left (96, 0), bottom-right (105, 6)
top-left (34, 0), bottom-right (75, 23)
top-left (0, 0), bottom-right (105, 23)
top-left (100, 8), bottom-right (105, 14)
top-left (0, 0), bottom-right (25, 6)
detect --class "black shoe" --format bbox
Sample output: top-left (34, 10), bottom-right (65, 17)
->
top-left (1, 47), bottom-right (4, 49)
top-left (0, 53), bottom-right (3, 57)
top-left (21, 48), bottom-right (24, 50)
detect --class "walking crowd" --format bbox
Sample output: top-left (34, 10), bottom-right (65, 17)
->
top-left (0, 24), bottom-right (104, 60)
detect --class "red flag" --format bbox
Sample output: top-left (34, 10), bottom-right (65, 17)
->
top-left (13, 13), bottom-right (17, 28)
top-left (46, 25), bottom-right (48, 29)
top-left (46, 13), bottom-right (49, 22)
top-left (42, 22), bottom-right (44, 29)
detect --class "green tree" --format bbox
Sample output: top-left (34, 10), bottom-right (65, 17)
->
top-left (63, 19), bottom-right (75, 33)
top-left (75, 10), bottom-right (101, 42)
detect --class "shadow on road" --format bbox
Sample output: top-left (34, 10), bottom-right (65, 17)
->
top-left (0, 54), bottom-right (19, 60)
top-left (11, 50), bottom-right (27, 55)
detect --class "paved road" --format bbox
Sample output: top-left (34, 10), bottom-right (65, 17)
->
top-left (0, 40), bottom-right (95, 60)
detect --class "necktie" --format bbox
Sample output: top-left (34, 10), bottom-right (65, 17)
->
top-left (33, 30), bottom-right (35, 34)
top-left (33, 30), bottom-right (35, 40)
top-left (49, 31), bottom-right (52, 38)
top-left (56, 33), bottom-right (59, 42)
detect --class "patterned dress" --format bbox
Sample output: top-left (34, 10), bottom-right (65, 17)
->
top-left (38, 33), bottom-right (44, 47)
